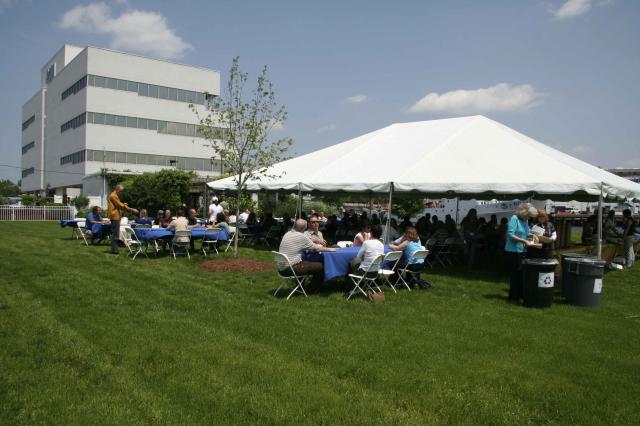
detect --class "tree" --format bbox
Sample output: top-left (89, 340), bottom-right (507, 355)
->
top-left (0, 179), bottom-right (20, 197)
top-left (194, 57), bottom-right (292, 256)
top-left (121, 169), bottom-right (194, 214)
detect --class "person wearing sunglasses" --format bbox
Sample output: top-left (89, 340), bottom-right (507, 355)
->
top-left (304, 213), bottom-right (328, 247)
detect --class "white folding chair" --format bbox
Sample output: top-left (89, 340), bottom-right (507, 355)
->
top-left (74, 220), bottom-right (89, 246)
top-left (347, 254), bottom-right (384, 300)
top-left (122, 227), bottom-right (147, 260)
top-left (396, 249), bottom-right (430, 290)
top-left (170, 230), bottom-right (192, 259)
top-left (271, 251), bottom-right (312, 300)
top-left (379, 250), bottom-right (404, 293)
top-left (438, 238), bottom-right (458, 266)
top-left (201, 228), bottom-right (221, 256)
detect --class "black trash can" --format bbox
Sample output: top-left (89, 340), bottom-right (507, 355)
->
top-left (560, 253), bottom-right (597, 299)
top-left (522, 258), bottom-right (558, 308)
top-left (564, 257), bottom-right (606, 307)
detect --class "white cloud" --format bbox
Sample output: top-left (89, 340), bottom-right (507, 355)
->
top-left (345, 95), bottom-right (367, 104)
top-left (317, 124), bottom-right (336, 133)
top-left (554, 0), bottom-right (592, 19)
top-left (408, 83), bottom-right (543, 115)
top-left (58, 2), bottom-right (192, 59)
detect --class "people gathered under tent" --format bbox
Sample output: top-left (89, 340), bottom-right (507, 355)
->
top-left (622, 209), bottom-right (636, 269)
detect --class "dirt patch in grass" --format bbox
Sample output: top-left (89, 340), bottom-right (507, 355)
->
top-left (199, 258), bottom-right (272, 273)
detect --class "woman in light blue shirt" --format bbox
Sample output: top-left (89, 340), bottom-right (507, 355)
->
top-left (505, 203), bottom-right (538, 302)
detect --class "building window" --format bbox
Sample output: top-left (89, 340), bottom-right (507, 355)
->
top-left (60, 149), bottom-right (86, 166)
top-left (60, 113), bottom-right (86, 133)
top-left (85, 149), bottom-right (220, 172)
top-left (87, 73), bottom-right (211, 105)
top-left (61, 76), bottom-right (88, 100)
top-left (22, 141), bottom-right (35, 155)
top-left (22, 167), bottom-right (35, 178)
top-left (86, 110), bottom-right (223, 139)
top-left (22, 115), bottom-right (35, 131)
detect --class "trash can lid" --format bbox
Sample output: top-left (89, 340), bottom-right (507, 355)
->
top-left (522, 258), bottom-right (559, 266)
top-left (565, 257), bottom-right (607, 266)
top-left (560, 253), bottom-right (597, 260)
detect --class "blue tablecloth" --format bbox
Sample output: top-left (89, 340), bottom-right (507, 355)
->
top-left (60, 219), bottom-right (83, 228)
top-left (312, 245), bottom-right (392, 282)
top-left (90, 223), bottom-right (112, 240)
top-left (134, 227), bottom-right (228, 242)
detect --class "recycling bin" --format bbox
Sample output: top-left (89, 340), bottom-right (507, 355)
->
top-left (522, 258), bottom-right (559, 308)
top-left (560, 253), bottom-right (597, 298)
top-left (563, 257), bottom-right (606, 307)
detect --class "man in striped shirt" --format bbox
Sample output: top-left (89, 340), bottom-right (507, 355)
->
top-left (278, 219), bottom-right (335, 288)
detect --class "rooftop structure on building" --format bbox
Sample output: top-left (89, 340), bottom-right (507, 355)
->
top-left (20, 44), bottom-right (222, 205)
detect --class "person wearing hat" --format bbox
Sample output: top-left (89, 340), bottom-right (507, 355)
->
top-left (208, 196), bottom-right (223, 224)
top-left (107, 184), bottom-right (138, 254)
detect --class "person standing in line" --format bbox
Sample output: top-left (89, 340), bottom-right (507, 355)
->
top-left (107, 184), bottom-right (138, 254)
top-left (504, 203), bottom-right (538, 302)
top-left (622, 209), bottom-right (636, 269)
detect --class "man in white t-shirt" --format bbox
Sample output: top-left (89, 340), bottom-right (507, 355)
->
top-left (208, 197), bottom-right (223, 224)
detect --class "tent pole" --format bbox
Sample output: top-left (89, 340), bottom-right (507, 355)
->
top-left (596, 183), bottom-right (603, 259)
top-left (297, 183), bottom-right (302, 219)
top-left (385, 183), bottom-right (394, 244)
top-left (455, 197), bottom-right (460, 225)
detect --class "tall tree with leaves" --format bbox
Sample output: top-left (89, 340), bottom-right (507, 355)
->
top-left (194, 57), bottom-right (292, 256)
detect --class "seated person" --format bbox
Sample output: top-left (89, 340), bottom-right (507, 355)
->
top-left (389, 226), bottom-right (429, 289)
top-left (353, 222), bottom-right (371, 247)
top-left (86, 206), bottom-right (109, 242)
top-left (211, 212), bottom-right (232, 235)
top-left (167, 210), bottom-right (190, 243)
top-left (277, 219), bottom-right (336, 289)
top-left (352, 225), bottom-right (384, 273)
top-left (304, 214), bottom-right (328, 246)
top-left (135, 209), bottom-right (152, 226)
top-left (153, 210), bottom-right (164, 226)
top-left (187, 208), bottom-right (203, 227)
top-left (160, 209), bottom-right (173, 228)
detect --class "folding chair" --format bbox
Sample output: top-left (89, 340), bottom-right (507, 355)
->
top-left (257, 225), bottom-right (282, 247)
top-left (236, 223), bottom-right (254, 245)
top-left (347, 254), bottom-right (384, 300)
top-left (271, 251), bottom-right (312, 300)
top-left (74, 220), bottom-right (89, 246)
top-left (396, 249), bottom-right (430, 290)
top-left (432, 239), bottom-right (449, 267)
top-left (379, 250), bottom-right (404, 293)
top-left (438, 238), bottom-right (458, 266)
top-left (170, 230), bottom-right (192, 259)
top-left (423, 238), bottom-right (437, 268)
top-left (122, 227), bottom-right (147, 260)
top-left (201, 228), bottom-right (221, 255)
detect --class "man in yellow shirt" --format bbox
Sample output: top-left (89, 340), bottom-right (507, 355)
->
top-left (107, 184), bottom-right (138, 254)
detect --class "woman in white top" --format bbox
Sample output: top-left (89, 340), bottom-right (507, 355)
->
top-left (353, 222), bottom-right (371, 247)
top-left (353, 225), bottom-right (384, 273)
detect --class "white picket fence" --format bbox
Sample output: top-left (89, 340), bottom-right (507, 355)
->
top-left (0, 205), bottom-right (76, 221)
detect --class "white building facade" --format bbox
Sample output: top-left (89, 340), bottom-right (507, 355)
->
top-left (21, 44), bottom-right (221, 205)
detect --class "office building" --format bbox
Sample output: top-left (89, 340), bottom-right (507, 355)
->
top-left (20, 44), bottom-right (221, 204)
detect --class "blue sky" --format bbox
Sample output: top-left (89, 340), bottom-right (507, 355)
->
top-left (1, 0), bottom-right (639, 182)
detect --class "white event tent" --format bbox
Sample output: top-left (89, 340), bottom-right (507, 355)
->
top-left (208, 115), bottom-right (640, 201)
top-left (208, 115), bottom-right (640, 255)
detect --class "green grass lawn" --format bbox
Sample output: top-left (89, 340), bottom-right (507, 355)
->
top-left (1, 222), bottom-right (639, 425)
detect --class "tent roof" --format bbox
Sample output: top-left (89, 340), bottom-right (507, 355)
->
top-left (208, 115), bottom-right (640, 201)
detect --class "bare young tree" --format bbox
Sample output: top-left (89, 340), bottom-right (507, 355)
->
top-left (193, 57), bottom-right (292, 256)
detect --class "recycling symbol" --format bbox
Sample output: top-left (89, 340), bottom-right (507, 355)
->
top-left (543, 276), bottom-right (552, 285)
